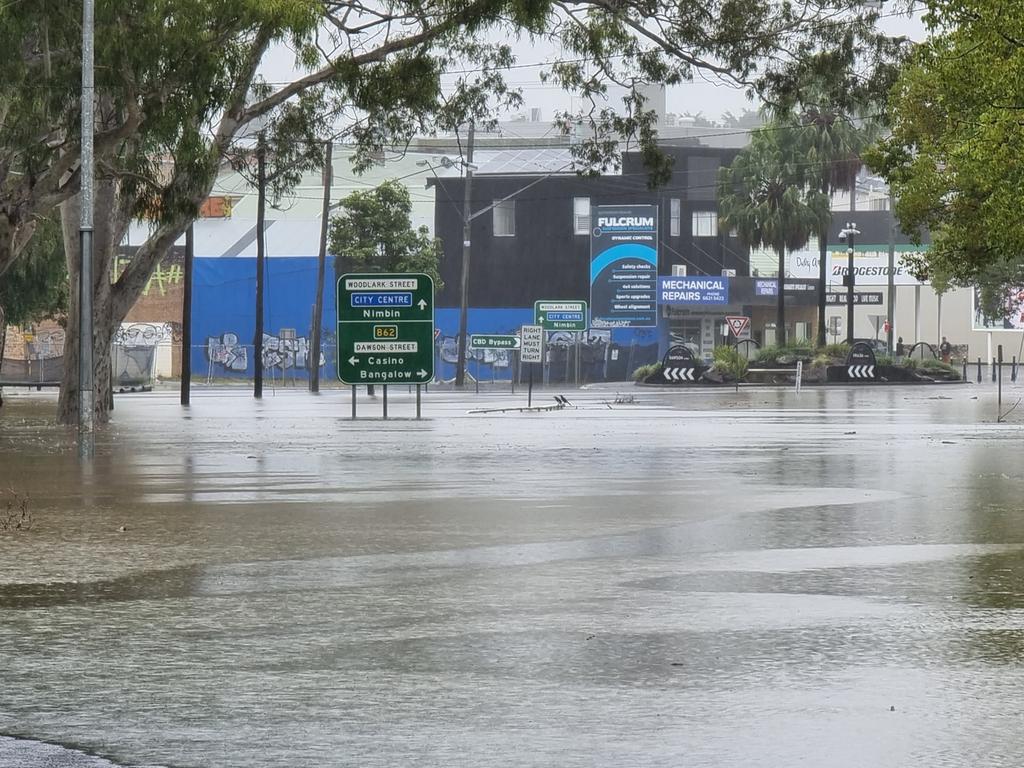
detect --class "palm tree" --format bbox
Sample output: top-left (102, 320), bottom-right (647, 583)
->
top-left (719, 128), bottom-right (830, 347)
top-left (785, 98), bottom-right (879, 345)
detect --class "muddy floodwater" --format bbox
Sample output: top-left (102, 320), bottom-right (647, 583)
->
top-left (2, 384), bottom-right (1024, 767)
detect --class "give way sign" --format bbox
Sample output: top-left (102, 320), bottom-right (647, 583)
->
top-left (726, 315), bottom-right (751, 339)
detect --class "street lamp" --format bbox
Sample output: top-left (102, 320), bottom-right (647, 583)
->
top-left (838, 222), bottom-right (860, 344)
top-left (417, 141), bottom-right (480, 388)
top-left (420, 143), bottom-right (573, 385)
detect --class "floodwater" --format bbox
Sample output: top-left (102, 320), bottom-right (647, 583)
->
top-left (1, 382), bottom-right (1024, 767)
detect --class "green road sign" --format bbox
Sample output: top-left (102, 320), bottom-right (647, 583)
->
top-left (470, 334), bottom-right (520, 350)
top-left (534, 300), bottom-right (587, 331)
top-left (336, 273), bottom-right (434, 385)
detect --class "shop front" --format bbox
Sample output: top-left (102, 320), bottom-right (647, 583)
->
top-left (658, 276), bottom-right (820, 358)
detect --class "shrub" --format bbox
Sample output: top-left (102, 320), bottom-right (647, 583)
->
top-left (712, 345), bottom-right (749, 380)
top-left (820, 342), bottom-right (850, 359)
top-left (919, 358), bottom-right (959, 377)
top-left (631, 362), bottom-right (662, 382)
top-left (755, 342), bottom-right (814, 365)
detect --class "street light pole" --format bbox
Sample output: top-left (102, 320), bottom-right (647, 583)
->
top-left (840, 222), bottom-right (860, 345)
top-left (78, 0), bottom-right (95, 458)
top-left (455, 122), bottom-right (475, 388)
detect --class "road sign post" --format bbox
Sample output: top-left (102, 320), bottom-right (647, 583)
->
top-left (471, 335), bottom-right (520, 393)
top-left (725, 315), bottom-right (751, 341)
top-left (520, 324), bottom-right (543, 407)
top-left (337, 273), bottom-right (434, 417)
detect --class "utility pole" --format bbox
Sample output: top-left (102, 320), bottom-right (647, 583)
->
top-left (886, 196), bottom-right (895, 355)
top-left (840, 222), bottom-right (860, 345)
top-left (254, 132), bottom-right (267, 399)
top-left (455, 121), bottom-right (475, 387)
top-left (310, 140), bottom-right (332, 393)
top-left (78, 0), bottom-right (95, 459)
top-left (180, 223), bottom-right (194, 405)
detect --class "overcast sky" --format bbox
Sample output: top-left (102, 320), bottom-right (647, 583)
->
top-left (258, 7), bottom-right (928, 129)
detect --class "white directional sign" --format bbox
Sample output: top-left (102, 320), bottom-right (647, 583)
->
top-left (847, 365), bottom-right (875, 379)
top-left (663, 367), bottom-right (697, 382)
top-left (520, 325), bottom-right (544, 363)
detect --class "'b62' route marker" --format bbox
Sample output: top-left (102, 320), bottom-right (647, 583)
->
top-left (336, 273), bottom-right (434, 385)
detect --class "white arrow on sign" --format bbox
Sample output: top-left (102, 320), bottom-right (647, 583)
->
top-left (348, 356), bottom-right (359, 365)
top-left (663, 367), bottom-right (697, 382)
top-left (418, 299), bottom-right (427, 310)
top-left (847, 365), bottom-right (875, 379)
top-left (417, 369), bottom-right (428, 377)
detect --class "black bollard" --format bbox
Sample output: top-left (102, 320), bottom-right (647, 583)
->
top-left (992, 358), bottom-right (997, 382)
top-left (962, 359), bottom-right (968, 381)
top-left (978, 357), bottom-right (983, 383)
top-left (1014, 357), bottom-right (1018, 383)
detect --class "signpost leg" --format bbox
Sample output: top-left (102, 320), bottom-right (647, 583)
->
top-left (475, 356), bottom-right (479, 394)
top-left (998, 345), bottom-right (1003, 422)
top-left (528, 364), bottom-right (533, 408)
top-left (416, 384), bottom-right (421, 420)
top-left (575, 333), bottom-right (581, 387)
top-left (383, 384), bottom-right (388, 420)
top-left (351, 385), bottom-right (356, 420)
top-left (511, 352), bottom-right (516, 395)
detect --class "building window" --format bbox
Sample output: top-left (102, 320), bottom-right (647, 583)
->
top-left (493, 200), bottom-right (515, 237)
top-left (670, 198), bottom-right (681, 236)
top-left (573, 197), bottom-right (590, 235)
top-left (692, 210), bottom-right (718, 237)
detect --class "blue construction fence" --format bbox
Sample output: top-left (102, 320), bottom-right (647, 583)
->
top-left (191, 257), bottom-right (660, 383)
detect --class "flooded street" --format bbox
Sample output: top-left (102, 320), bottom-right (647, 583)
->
top-left (2, 384), bottom-right (1024, 767)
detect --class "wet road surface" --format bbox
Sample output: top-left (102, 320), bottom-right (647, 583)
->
top-left (2, 384), bottom-right (1024, 766)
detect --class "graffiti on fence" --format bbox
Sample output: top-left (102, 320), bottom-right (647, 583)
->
top-left (205, 330), bottom-right (327, 374)
top-left (206, 333), bottom-right (248, 372)
top-left (114, 323), bottom-right (175, 346)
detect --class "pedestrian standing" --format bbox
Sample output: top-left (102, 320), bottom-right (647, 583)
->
top-left (939, 336), bottom-right (952, 364)
top-left (896, 336), bottom-right (905, 359)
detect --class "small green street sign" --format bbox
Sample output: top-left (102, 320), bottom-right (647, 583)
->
top-left (336, 273), bottom-right (434, 385)
top-left (470, 334), bottom-right (520, 350)
top-left (534, 300), bottom-right (587, 331)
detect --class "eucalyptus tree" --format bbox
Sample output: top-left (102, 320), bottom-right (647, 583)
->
top-left (0, 0), bottom-right (906, 423)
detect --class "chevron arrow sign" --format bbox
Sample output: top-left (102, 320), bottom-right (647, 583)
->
top-left (847, 365), bottom-right (875, 379)
top-left (662, 367), bottom-right (698, 382)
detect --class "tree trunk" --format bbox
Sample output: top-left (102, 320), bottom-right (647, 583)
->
top-left (777, 247), bottom-right (786, 346)
top-left (57, 182), bottom-right (126, 426)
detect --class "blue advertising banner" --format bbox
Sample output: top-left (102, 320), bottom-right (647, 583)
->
top-left (658, 276), bottom-right (730, 305)
top-left (590, 205), bottom-right (658, 328)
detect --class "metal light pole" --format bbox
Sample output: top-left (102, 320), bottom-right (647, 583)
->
top-left (839, 222), bottom-right (860, 345)
top-left (886, 196), bottom-right (895, 354)
top-left (78, 0), bottom-right (96, 458)
top-left (455, 122), bottom-right (475, 388)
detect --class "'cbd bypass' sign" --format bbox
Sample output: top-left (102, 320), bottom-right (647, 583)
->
top-left (336, 273), bottom-right (434, 385)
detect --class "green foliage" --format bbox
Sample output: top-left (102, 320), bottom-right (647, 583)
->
top-left (919, 358), bottom-right (959, 377)
top-left (712, 346), bottom-right (749, 380)
top-left (0, 216), bottom-right (67, 326)
top-left (754, 342), bottom-right (816, 365)
top-left (548, 0), bottom-right (904, 184)
top-left (821, 342), bottom-right (850, 359)
top-left (329, 181), bottom-right (443, 289)
top-left (719, 126), bottom-right (832, 259)
top-left (631, 362), bottom-right (661, 382)
top-left (867, 0), bottom-right (1024, 308)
